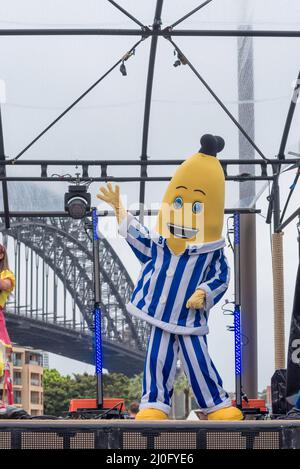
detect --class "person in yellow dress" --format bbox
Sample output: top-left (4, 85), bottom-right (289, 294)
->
top-left (0, 244), bottom-right (15, 381)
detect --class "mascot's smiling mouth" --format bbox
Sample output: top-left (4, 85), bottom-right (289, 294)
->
top-left (167, 223), bottom-right (199, 239)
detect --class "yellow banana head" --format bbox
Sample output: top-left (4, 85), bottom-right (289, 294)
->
top-left (156, 134), bottom-right (225, 255)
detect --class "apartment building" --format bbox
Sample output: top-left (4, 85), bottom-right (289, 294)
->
top-left (3, 346), bottom-right (44, 416)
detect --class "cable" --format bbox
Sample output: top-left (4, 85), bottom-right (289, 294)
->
top-left (170, 0), bottom-right (214, 29)
top-left (280, 169), bottom-right (300, 224)
top-left (2, 94), bottom-right (290, 111)
top-left (222, 300), bottom-right (235, 316)
top-left (226, 216), bottom-right (234, 252)
top-left (83, 220), bottom-right (93, 243)
top-left (266, 181), bottom-right (273, 254)
top-left (166, 37), bottom-right (269, 162)
top-left (8, 37), bottom-right (146, 163)
top-left (222, 300), bottom-right (249, 348)
top-left (107, 0), bottom-right (147, 29)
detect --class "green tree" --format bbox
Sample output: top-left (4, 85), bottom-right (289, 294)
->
top-left (103, 373), bottom-right (130, 401)
top-left (43, 369), bottom-right (144, 416)
top-left (71, 373), bottom-right (96, 399)
top-left (127, 373), bottom-right (143, 403)
top-left (43, 369), bottom-right (75, 416)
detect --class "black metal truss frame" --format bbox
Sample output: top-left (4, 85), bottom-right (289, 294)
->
top-left (1, 29), bottom-right (300, 38)
top-left (0, 0), bottom-right (300, 230)
top-left (0, 157), bottom-right (295, 222)
top-left (0, 157), bottom-right (299, 184)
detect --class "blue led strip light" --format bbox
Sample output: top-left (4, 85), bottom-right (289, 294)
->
top-left (94, 305), bottom-right (103, 375)
top-left (92, 207), bottom-right (102, 376)
top-left (233, 211), bottom-right (242, 377)
top-left (234, 305), bottom-right (242, 376)
top-left (234, 212), bottom-right (240, 245)
top-left (92, 208), bottom-right (99, 241)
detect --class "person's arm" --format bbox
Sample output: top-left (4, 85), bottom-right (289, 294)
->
top-left (0, 271), bottom-right (15, 292)
top-left (97, 184), bottom-right (152, 264)
top-left (186, 249), bottom-right (230, 310)
top-left (0, 279), bottom-right (13, 291)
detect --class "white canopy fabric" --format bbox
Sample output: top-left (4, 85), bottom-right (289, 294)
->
top-left (1, 0), bottom-right (300, 390)
top-left (0, 0), bottom-right (299, 212)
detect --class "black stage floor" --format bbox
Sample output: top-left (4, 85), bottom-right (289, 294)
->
top-left (0, 419), bottom-right (299, 449)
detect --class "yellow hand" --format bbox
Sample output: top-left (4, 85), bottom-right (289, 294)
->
top-left (186, 289), bottom-right (206, 309)
top-left (97, 183), bottom-right (120, 208)
top-left (97, 183), bottom-right (126, 224)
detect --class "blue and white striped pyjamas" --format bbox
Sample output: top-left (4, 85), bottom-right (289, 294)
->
top-left (141, 326), bottom-right (230, 415)
top-left (119, 213), bottom-right (231, 414)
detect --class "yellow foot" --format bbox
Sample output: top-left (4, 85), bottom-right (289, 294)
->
top-left (135, 408), bottom-right (168, 421)
top-left (207, 406), bottom-right (244, 421)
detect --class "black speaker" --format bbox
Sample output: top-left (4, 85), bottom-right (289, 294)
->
top-left (271, 369), bottom-right (293, 416)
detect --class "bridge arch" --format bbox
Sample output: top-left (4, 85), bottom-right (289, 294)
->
top-left (0, 216), bottom-right (148, 372)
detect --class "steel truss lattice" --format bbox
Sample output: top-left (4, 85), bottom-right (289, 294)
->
top-left (0, 216), bottom-right (148, 356)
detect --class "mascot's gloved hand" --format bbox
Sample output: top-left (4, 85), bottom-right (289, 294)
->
top-left (97, 183), bottom-right (127, 225)
top-left (186, 289), bottom-right (206, 309)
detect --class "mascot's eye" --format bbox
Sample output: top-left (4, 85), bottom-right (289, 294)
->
top-left (173, 196), bottom-right (183, 209)
top-left (192, 201), bottom-right (202, 214)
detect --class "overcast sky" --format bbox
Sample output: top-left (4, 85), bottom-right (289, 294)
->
top-left (1, 1), bottom-right (300, 393)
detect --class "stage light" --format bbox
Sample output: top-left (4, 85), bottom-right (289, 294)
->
top-left (65, 185), bottom-right (91, 219)
top-left (173, 50), bottom-right (188, 68)
top-left (120, 61), bottom-right (127, 76)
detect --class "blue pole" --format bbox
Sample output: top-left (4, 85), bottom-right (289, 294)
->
top-left (94, 305), bottom-right (103, 376)
top-left (92, 208), bottom-right (103, 408)
top-left (234, 212), bottom-right (242, 408)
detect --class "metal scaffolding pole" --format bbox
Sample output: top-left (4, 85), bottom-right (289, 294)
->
top-left (272, 176), bottom-right (285, 370)
top-left (0, 28), bottom-right (299, 37)
top-left (237, 25), bottom-right (258, 398)
top-left (139, 0), bottom-right (164, 223)
top-left (269, 72), bottom-right (300, 371)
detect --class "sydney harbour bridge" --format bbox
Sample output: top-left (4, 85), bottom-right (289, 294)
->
top-left (0, 214), bottom-right (148, 376)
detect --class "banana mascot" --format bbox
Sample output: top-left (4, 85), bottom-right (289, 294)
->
top-left (98, 134), bottom-right (243, 421)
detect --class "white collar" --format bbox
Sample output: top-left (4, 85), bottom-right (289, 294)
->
top-left (151, 230), bottom-right (225, 254)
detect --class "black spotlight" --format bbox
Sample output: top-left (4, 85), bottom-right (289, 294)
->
top-left (120, 61), bottom-right (127, 76)
top-left (65, 185), bottom-right (91, 219)
top-left (173, 59), bottom-right (181, 68)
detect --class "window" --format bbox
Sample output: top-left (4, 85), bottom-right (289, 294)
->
top-left (28, 354), bottom-right (42, 366)
top-left (31, 391), bottom-right (40, 405)
top-left (14, 390), bottom-right (22, 404)
top-left (13, 371), bottom-right (22, 386)
top-left (30, 373), bottom-right (40, 387)
top-left (12, 353), bottom-right (22, 367)
top-left (30, 410), bottom-right (40, 417)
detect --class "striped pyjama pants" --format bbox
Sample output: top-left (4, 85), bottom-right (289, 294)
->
top-left (140, 326), bottom-right (231, 415)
